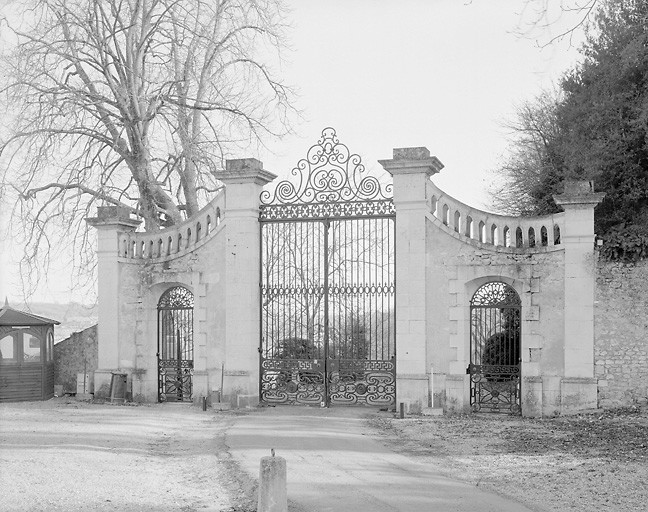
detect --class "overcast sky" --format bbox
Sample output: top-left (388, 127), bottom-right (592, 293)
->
top-left (0, 0), bottom-right (586, 304)
top-left (259, 0), bottom-right (584, 204)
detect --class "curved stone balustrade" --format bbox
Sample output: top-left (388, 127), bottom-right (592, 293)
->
top-left (119, 192), bottom-right (225, 260)
top-left (428, 181), bottom-right (564, 250)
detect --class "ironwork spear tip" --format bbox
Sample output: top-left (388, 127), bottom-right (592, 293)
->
top-left (271, 448), bottom-right (275, 457)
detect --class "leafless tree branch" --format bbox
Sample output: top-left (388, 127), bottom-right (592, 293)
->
top-left (0, 0), bottom-right (296, 298)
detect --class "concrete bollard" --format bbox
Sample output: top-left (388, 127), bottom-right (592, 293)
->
top-left (258, 449), bottom-right (287, 512)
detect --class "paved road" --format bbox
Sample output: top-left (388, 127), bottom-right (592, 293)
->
top-left (225, 407), bottom-right (535, 512)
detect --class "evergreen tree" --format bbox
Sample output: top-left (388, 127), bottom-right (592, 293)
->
top-left (494, 0), bottom-right (648, 259)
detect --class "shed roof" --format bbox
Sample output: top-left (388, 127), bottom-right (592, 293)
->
top-left (0, 302), bottom-right (60, 327)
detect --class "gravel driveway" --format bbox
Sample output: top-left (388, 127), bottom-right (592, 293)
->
top-left (0, 399), bottom-right (252, 512)
top-left (3, 398), bottom-right (646, 512)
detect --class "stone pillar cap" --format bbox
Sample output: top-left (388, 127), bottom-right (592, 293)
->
top-left (379, 147), bottom-right (444, 177)
top-left (86, 206), bottom-right (142, 229)
top-left (554, 180), bottom-right (605, 208)
top-left (214, 158), bottom-right (277, 185)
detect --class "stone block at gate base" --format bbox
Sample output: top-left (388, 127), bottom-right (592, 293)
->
top-left (93, 370), bottom-right (114, 399)
top-left (522, 377), bottom-right (543, 418)
top-left (397, 374), bottom-right (428, 414)
top-left (445, 374), bottom-right (469, 414)
top-left (421, 407), bottom-right (444, 416)
top-left (561, 378), bottom-right (598, 415)
top-left (542, 376), bottom-right (562, 417)
top-left (237, 394), bottom-right (259, 409)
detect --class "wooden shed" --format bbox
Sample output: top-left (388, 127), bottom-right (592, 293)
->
top-left (0, 301), bottom-right (60, 402)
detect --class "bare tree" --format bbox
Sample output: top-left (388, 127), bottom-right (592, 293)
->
top-left (0, 0), bottom-right (294, 296)
top-left (515, 0), bottom-right (601, 46)
top-left (490, 89), bottom-right (565, 216)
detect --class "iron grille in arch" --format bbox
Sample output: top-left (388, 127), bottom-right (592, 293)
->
top-left (470, 282), bottom-right (521, 308)
top-left (259, 127), bottom-right (394, 220)
top-left (158, 286), bottom-right (194, 309)
top-left (259, 128), bottom-right (396, 407)
top-left (469, 282), bottom-right (522, 414)
top-left (157, 286), bottom-right (194, 402)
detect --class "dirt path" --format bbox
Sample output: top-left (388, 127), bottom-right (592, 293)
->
top-left (0, 399), bottom-right (254, 512)
top-left (368, 408), bottom-right (648, 512)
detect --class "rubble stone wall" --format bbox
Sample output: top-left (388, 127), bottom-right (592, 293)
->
top-left (595, 259), bottom-right (648, 407)
top-left (54, 325), bottom-right (98, 393)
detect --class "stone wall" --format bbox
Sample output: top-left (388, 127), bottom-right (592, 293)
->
top-left (112, 225), bottom-right (227, 403)
top-left (426, 209), bottom-right (566, 417)
top-left (378, 152), bottom-right (602, 417)
top-left (91, 142), bottom-right (618, 416)
top-left (54, 325), bottom-right (98, 393)
top-left (595, 258), bottom-right (648, 407)
top-left (90, 158), bottom-right (274, 405)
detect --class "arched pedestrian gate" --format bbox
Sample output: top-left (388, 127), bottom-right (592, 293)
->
top-left (157, 286), bottom-right (194, 402)
top-left (468, 282), bottom-right (521, 414)
top-left (259, 128), bottom-right (396, 407)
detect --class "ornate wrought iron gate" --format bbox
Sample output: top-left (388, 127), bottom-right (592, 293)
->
top-left (259, 128), bottom-right (396, 407)
top-left (157, 286), bottom-right (194, 402)
top-left (468, 282), bottom-right (521, 414)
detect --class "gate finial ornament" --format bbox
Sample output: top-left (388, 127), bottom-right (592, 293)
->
top-left (260, 127), bottom-right (392, 207)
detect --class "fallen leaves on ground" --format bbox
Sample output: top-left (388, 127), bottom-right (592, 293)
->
top-left (368, 406), bottom-right (648, 512)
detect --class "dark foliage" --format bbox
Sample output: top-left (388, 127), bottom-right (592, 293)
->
top-left (277, 337), bottom-right (317, 360)
top-left (599, 223), bottom-right (648, 261)
top-left (482, 308), bottom-right (521, 381)
top-left (276, 315), bottom-right (370, 360)
top-left (483, 332), bottom-right (521, 367)
top-left (495, 0), bottom-right (648, 260)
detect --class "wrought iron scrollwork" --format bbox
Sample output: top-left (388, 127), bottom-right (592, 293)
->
top-left (328, 359), bottom-right (396, 406)
top-left (158, 286), bottom-right (194, 309)
top-left (470, 282), bottom-right (521, 308)
top-left (469, 364), bottom-right (520, 413)
top-left (469, 282), bottom-right (522, 414)
top-left (259, 128), bottom-right (396, 408)
top-left (157, 286), bottom-right (194, 403)
top-left (159, 360), bottom-right (194, 402)
top-left (260, 128), bottom-right (393, 221)
top-left (260, 200), bottom-right (395, 221)
top-left (261, 358), bottom-right (326, 405)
